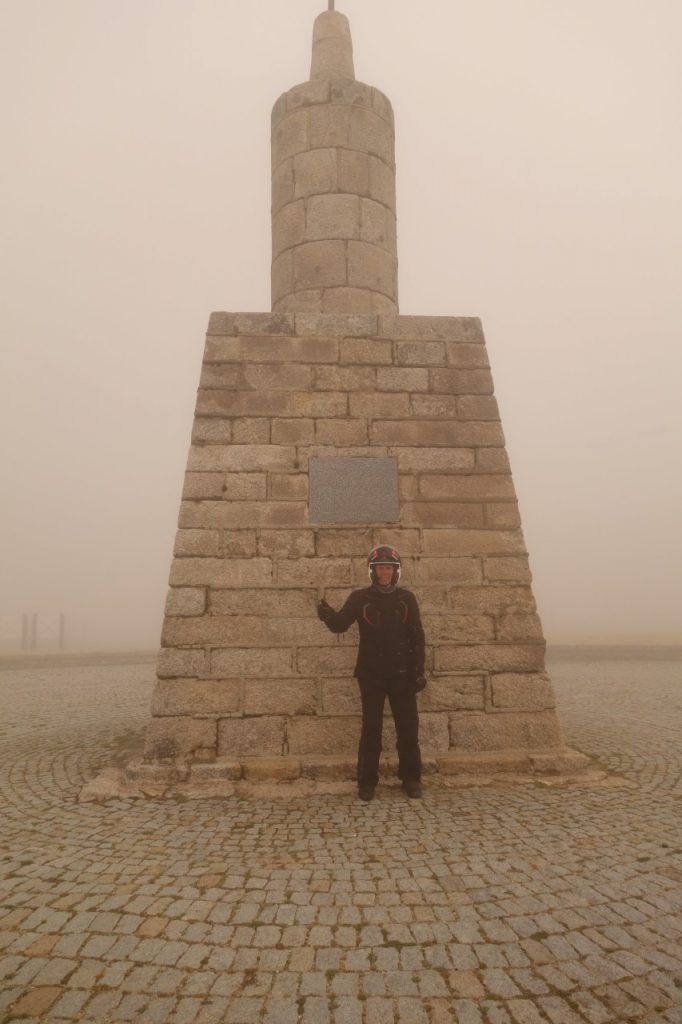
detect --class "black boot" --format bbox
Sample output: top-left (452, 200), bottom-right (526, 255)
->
top-left (358, 784), bottom-right (375, 801)
top-left (402, 779), bottom-right (422, 799)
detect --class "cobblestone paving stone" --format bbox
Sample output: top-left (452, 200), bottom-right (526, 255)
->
top-left (1, 649), bottom-right (681, 1023)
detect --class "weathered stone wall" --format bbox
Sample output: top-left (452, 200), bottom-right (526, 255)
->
top-left (144, 311), bottom-right (564, 772)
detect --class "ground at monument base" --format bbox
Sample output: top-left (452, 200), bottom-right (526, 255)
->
top-left (80, 747), bottom-right (597, 803)
top-left (1, 648), bottom-right (680, 1024)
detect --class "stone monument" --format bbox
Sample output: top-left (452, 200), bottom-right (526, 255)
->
top-left (136, 8), bottom-right (587, 789)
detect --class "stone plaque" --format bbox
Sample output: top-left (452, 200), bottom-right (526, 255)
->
top-left (309, 457), bottom-right (399, 523)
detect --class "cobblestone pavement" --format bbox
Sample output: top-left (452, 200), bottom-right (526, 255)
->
top-left (1, 649), bottom-right (681, 1024)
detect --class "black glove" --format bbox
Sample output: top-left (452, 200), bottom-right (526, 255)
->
top-left (413, 675), bottom-right (427, 693)
top-left (317, 598), bottom-right (333, 622)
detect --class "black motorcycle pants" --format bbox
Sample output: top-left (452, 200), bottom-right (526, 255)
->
top-left (356, 674), bottom-right (421, 788)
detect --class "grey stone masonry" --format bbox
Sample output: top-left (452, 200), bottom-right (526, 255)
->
top-left (137, 8), bottom-right (585, 783)
top-left (271, 10), bottom-right (399, 316)
top-left (143, 311), bottom-right (579, 779)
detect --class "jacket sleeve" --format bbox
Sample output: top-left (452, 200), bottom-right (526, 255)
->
top-left (320, 592), bottom-right (359, 635)
top-left (409, 593), bottom-right (426, 676)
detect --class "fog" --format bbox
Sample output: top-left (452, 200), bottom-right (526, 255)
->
top-left (1, 0), bottom-right (681, 649)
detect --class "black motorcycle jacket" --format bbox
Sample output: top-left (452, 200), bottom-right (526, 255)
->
top-left (320, 586), bottom-right (425, 682)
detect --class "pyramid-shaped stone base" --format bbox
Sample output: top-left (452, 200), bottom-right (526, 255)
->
top-left (139, 311), bottom-right (587, 784)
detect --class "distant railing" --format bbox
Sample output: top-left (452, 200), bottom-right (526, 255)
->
top-left (0, 612), bottom-right (65, 650)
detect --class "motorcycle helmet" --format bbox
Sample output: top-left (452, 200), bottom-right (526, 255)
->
top-left (367, 545), bottom-right (402, 591)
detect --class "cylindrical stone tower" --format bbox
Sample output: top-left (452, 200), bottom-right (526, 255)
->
top-left (271, 9), bottom-right (398, 316)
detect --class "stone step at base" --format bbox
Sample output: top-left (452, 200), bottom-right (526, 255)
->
top-left (122, 745), bottom-right (590, 787)
top-left (79, 746), bottom-right (603, 802)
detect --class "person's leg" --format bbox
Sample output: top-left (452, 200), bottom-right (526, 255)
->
top-left (356, 677), bottom-right (386, 792)
top-left (387, 679), bottom-right (422, 784)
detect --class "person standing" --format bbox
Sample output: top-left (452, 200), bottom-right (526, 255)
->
top-left (317, 546), bottom-right (427, 801)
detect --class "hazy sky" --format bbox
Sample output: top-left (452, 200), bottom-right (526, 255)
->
top-left (1, 0), bottom-right (681, 648)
